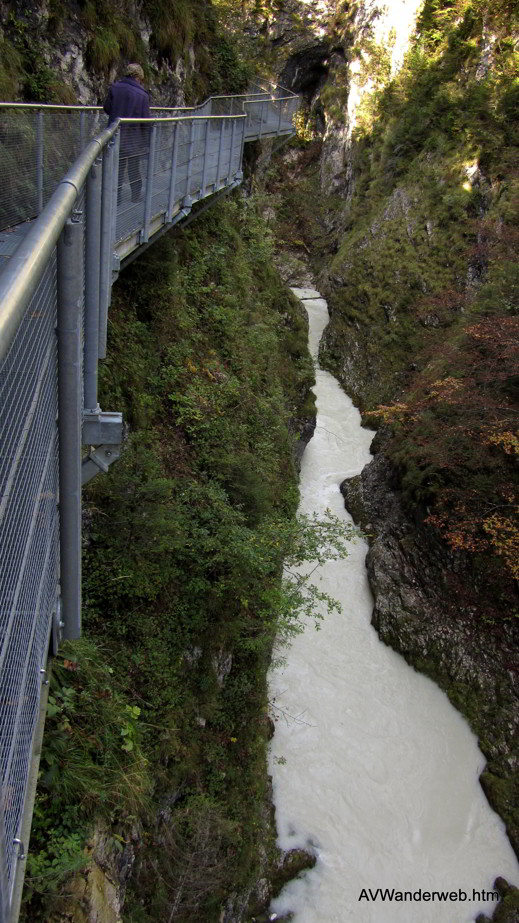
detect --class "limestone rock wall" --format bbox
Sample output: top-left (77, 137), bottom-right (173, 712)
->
top-left (0, 0), bottom-right (202, 105)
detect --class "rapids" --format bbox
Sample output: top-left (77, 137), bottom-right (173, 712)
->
top-left (268, 288), bottom-right (519, 923)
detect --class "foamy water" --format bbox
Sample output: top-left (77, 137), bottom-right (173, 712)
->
top-left (268, 288), bottom-right (519, 923)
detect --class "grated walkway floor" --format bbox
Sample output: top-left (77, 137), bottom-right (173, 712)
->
top-left (0, 223), bottom-right (33, 269)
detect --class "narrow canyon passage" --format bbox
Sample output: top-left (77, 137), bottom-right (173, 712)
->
top-left (268, 288), bottom-right (519, 923)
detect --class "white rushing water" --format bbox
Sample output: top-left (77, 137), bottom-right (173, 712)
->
top-left (268, 288), bottom-right (519, 923)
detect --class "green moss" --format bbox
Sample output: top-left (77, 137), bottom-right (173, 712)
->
top-left (480, 772), bottom-right (519, 856)
top-left (86, 32), bottom-right (122, 73)
top-left (0, 12), bottom-right (77, 103)
top-left (0, 38), bottom-right (22, 98)
top-left (491, 882), bottom-right (519, 923)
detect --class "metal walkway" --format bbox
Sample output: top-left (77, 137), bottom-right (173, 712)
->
top-left (0, 81), bottom-right (299, 923)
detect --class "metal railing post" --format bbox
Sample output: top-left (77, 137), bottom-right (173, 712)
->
top-left (167, 123), bottom-right (179, 221)
top-left (84, 157), bottom-right (102, 410)
top-left (183, 120), bottom-right (196, 206)
top-left (98, 138), bottom-right (114, 359)
top-left (36, 110), bottom-right (44, 213)
top-left (200, 119), bottom-right (211, 197)
top-left (110, 129), bottom-right (121, 257)
top-left (141, 122), bottom-right (157, 243)
top-left (215, 118), bottom-right (225, 190)
top-left (277, 99), bottom-right (283, 134)
top-left (234, 119), bottom-right (245, 184)
top-left (228, 118), bottom-right (237, 181)
top-left (57, 215), bottom-right (83, 641)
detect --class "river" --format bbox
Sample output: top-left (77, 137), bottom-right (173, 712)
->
top-left (268, 287), bottom-right (519, 923)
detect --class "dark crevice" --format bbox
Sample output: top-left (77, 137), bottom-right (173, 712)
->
top-left (280, 43), bottom-right (332, 103)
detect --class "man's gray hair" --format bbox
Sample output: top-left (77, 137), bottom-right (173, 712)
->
top-left (125, 63), bottom-right (144, 81)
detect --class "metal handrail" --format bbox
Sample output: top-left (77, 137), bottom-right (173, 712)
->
top-left (244, 96), bottom-right (296, 104)
top-left (0, 102), bottom-right (102, 110)
top-left (117, 113), bottom-right (247, 123)
top-left (0, 86), bottom-right (282, 113)
top-left (0, 112), bottom-right (250, 361)
top-left (0, 124), bottom-right (117, 363)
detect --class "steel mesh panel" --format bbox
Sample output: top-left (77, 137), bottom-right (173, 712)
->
top-left (0, 92), bottom-right (297, 233)
top-left (220, 123), bottom-right (234, 182)
top-left (244, 102), bottom-right (261, 139)
top-left (151, 106), bottom-right (197, 119)
top-left (210, 98), bottom-right (234, 116)
top-left (174, 121), bottom-right (191, 205)
top-left (188, 121), bottom-right (206, 197)
top-left (42, 112), bottom-right (82, 207)
top-left (0, 108), bottom-right (104, 231)
top-left (115, 144), bottom-right (147, 241)
top-left (150, 123), bottom-right (175, 214)
top-left (203, 120), bottom-right (223, 190)
top-left (0, 110), bottom-right (39, 230)
top-left (0, 253), bottom-right (59, 904)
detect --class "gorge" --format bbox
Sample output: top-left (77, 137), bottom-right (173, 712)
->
top-left (0, 0), bottom-right (517, 920)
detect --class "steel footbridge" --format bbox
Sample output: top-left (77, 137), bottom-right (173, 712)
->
top-left (0, 80), bottom-right (299, 922)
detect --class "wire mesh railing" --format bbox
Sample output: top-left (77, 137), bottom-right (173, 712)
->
top-left (0, 107), bottom-right (104, 231)
top-left (0, 250), bottom-right (59, 911)
top-left (0, 82), bottom-right (298, 233)
top-left (0, 81), bottom-right (299, 923)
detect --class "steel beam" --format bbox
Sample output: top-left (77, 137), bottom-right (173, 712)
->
top-left (84, 158), bottom-right (102, 410)
top-left (82, 410), bottom-right (123, 446)
top-left (82, 444), bottom-right (122, 485)
top-left (98, 139), bottom-right (114, 359)
top-left (57, 216), bottom-right (83, 641)
top-left (110, 130), bottom-right (121, 292)
top-left (184, 120), bottom-right (196, 203)
top-left (215, 119), bottom-right (225, 190)
top-left (201, 120), bottom-right (211, 197)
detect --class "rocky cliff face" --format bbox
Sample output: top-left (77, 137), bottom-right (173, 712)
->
top-left (0, 0), bottom-right (233, 105)
top-left (318, 0), bottom-right (424, 196)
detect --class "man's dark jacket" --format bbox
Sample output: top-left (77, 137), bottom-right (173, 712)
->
top-left (103, 76), bottom-right (150, 155)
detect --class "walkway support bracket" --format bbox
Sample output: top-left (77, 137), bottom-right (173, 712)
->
top-left (82, 445), bottom-right (123, 485)
top-left (82, 409), bottom-right (124, 486)
top-left (83, 410), bottom-right (123, 446)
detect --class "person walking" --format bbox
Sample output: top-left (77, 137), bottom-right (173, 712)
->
top-left (103, 63), bottom-right (150, 204)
